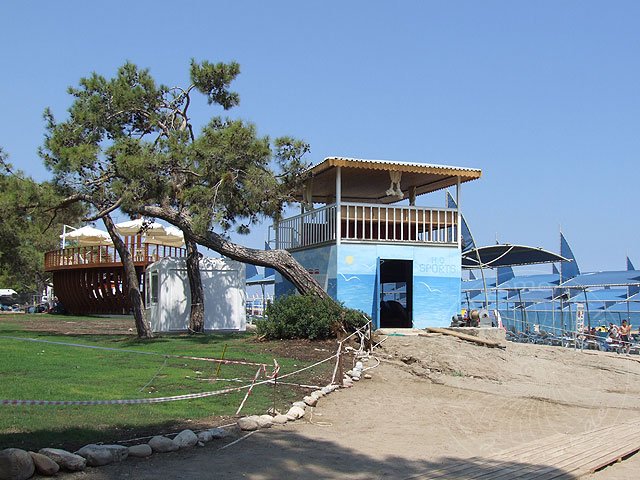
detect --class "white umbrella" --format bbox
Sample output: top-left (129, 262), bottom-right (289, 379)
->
top-left (146, 225), bottom-right (185, 247)
top-left (115, 218), bottom-right (167, 236)
top-left (60, 225), bottom-right (113, 246)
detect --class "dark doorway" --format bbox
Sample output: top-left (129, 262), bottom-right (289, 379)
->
top-left (379, 259), bottom-right (413, 328)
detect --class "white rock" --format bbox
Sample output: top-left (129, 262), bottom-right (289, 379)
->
top-left (28, 451), bottom-right (59, 476)
top-left (75, 444), bottom-right (128, 467)
top-left (292, 401), bottom-right (307, 409)
top-left (272, 414), bottom-right (289, 425)
top-left (39, 448), bottom-right (86, 472)
top-left (208, 427), bottom-right (228, 439)
top-left (148, 436), bottom-right (179, 453)
top-left (237, 416), bottom-right (260, 431)
top-left (0, 448), bottom-right (35, 480)
top-left (364, 373), bottom-right (372, 379)
top-left (355, 361), bottom-right (364, 370)
top-left (303, 395), bottom-right (318, 407)
top-left (311, 390), bottom-right (324, 400)
top-left (352, 375), bottom-right (360, 381)
top-left (286, 406), bottom-right (306, 419)
top-left (128, 444), bottom-right (152, 458)
top-left (173, 429), bottom-right (198, 449)
top-left (321, 386), bottom-right (333, 395)
top-left (256, 415), bottom-right (273, 428)
top-left (197, 431), bottom-right (213, 443)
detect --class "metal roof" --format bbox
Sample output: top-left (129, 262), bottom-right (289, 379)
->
top-left (562, 270), bottom-right (640, 288)
top-left (298, 157), bottom-right (482, 204)
top-left (313, 157), bottom-right (483, 176)
top-left (246, 274), bottom-right (275, 286)
top-left (489, 274), bottom-right (561, 290)
top-left (461, 278), bottom-right (497, 291)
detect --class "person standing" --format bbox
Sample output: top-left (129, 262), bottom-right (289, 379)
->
top-left (620, 320), bottom-right (632, 354)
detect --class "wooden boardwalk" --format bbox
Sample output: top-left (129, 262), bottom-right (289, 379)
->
top-left (414, 419), bottom-right (640, 479)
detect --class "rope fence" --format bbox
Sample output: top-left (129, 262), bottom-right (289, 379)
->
top-left (0, 320), bottom-right (378, 410)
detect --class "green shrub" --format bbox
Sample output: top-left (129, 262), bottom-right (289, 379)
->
top-left (256, 295), bottom-right (369, 340)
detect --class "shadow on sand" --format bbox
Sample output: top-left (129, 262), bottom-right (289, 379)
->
top-left (61, 428), bottom-right (578, 480)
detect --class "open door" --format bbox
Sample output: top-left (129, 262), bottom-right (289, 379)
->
top-left (379, 259), bottom-right (413, 328)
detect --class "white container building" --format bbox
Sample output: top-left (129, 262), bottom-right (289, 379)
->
top-left (144, 257), bottom-right (246, 332)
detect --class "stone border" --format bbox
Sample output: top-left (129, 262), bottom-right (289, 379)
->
top-left (236, 358), bottom-right (372, 432)
top-left (0, 427), bottom-right (230, 479)
top-left (0, 357), bottom-right (375, 480)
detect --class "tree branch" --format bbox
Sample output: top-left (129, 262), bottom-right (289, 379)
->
top-left (84, 197), bottom-right (123, 222)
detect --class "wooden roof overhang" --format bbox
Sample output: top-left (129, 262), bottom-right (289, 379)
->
top-left (297, 157), bottom-right (482, 204)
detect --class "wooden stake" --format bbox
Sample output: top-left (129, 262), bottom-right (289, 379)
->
top-left (337, 334), bottom-right (344, 386)
top-left (215, 344), bottom-right (228, 378)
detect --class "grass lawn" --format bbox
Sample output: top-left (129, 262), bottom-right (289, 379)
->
top-left (0, 314), bottom-right (336, 451)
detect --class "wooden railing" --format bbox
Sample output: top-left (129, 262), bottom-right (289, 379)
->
top-left (274, 203), bottom-right (458, 250)
top-left (44, 243), bottom-right (187, 270)
top-left (275, 204), bottom-right (337, 251)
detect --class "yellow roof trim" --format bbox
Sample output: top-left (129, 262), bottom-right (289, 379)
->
top-left (311, 157), bottom-right (482, 180)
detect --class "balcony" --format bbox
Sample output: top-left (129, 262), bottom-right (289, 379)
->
top-left (273, 202), bottom-right (459, 251)
top-left (44, 243), bottom-right (187, 271)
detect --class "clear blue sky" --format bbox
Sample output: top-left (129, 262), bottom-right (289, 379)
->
top-left (2, 1), bottom-right (638, 273)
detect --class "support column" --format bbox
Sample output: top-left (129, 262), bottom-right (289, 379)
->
top-left (336, 166), bottom-right (342, 246)
top-left (456, 177), bottom-right (461, 250)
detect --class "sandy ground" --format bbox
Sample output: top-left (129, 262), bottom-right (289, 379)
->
top-left (55, 334), bottom-right (640, 479)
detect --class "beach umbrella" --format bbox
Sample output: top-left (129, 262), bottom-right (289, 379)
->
top-left (60, 225), bottom-right (113, 246)
top-left (115, 218), bottom-right (167, 236)
top-left (146, 225), bottom-right (185, 247)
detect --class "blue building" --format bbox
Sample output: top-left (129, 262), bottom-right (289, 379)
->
top-left (272, 157), bottom-right (482, 328)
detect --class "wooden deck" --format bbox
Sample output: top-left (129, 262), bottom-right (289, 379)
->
top-left (44, 243), bottom-right (186, 271)
top-left (415, 419), bottom-right (640, 479)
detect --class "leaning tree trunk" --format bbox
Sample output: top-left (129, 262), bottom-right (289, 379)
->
top-left (102, 214), bottom-right (154, 339)
top-left (138, 206), bottom-right (331, 300)
top-left (185, 238), bottom-right (205, 333)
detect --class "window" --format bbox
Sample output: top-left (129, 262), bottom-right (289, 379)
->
top-left (148, 271), bottom-right (159, 305)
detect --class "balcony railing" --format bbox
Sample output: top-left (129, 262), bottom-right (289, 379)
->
top-left (44, 243), bottom-right (187, 271)
top-left (274, 203), bottom-right (458, 250)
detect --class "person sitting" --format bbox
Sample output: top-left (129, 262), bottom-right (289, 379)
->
top-left (606, 323), bottom-right (623, 353)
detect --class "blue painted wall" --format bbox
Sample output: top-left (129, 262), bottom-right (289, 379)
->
top-left (275, 244), bottom-right (337, 298)
top-left (275, 243), bottom-right (461, 328)
top-left (336, 244), bottom-right (460, 328)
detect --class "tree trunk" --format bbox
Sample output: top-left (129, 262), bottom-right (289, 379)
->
top-left (186, 238), bottom-right (205, 333)
top-left (137, 206), bottom-right (331, 300)
top-left (102, 214), bottom-right (154, 339)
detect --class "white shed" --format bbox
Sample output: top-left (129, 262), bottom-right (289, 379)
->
top-left (144, 257), bottom-right (246, 332)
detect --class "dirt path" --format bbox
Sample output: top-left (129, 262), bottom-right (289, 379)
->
top-left (58, 335), bottom-right (640, 479)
